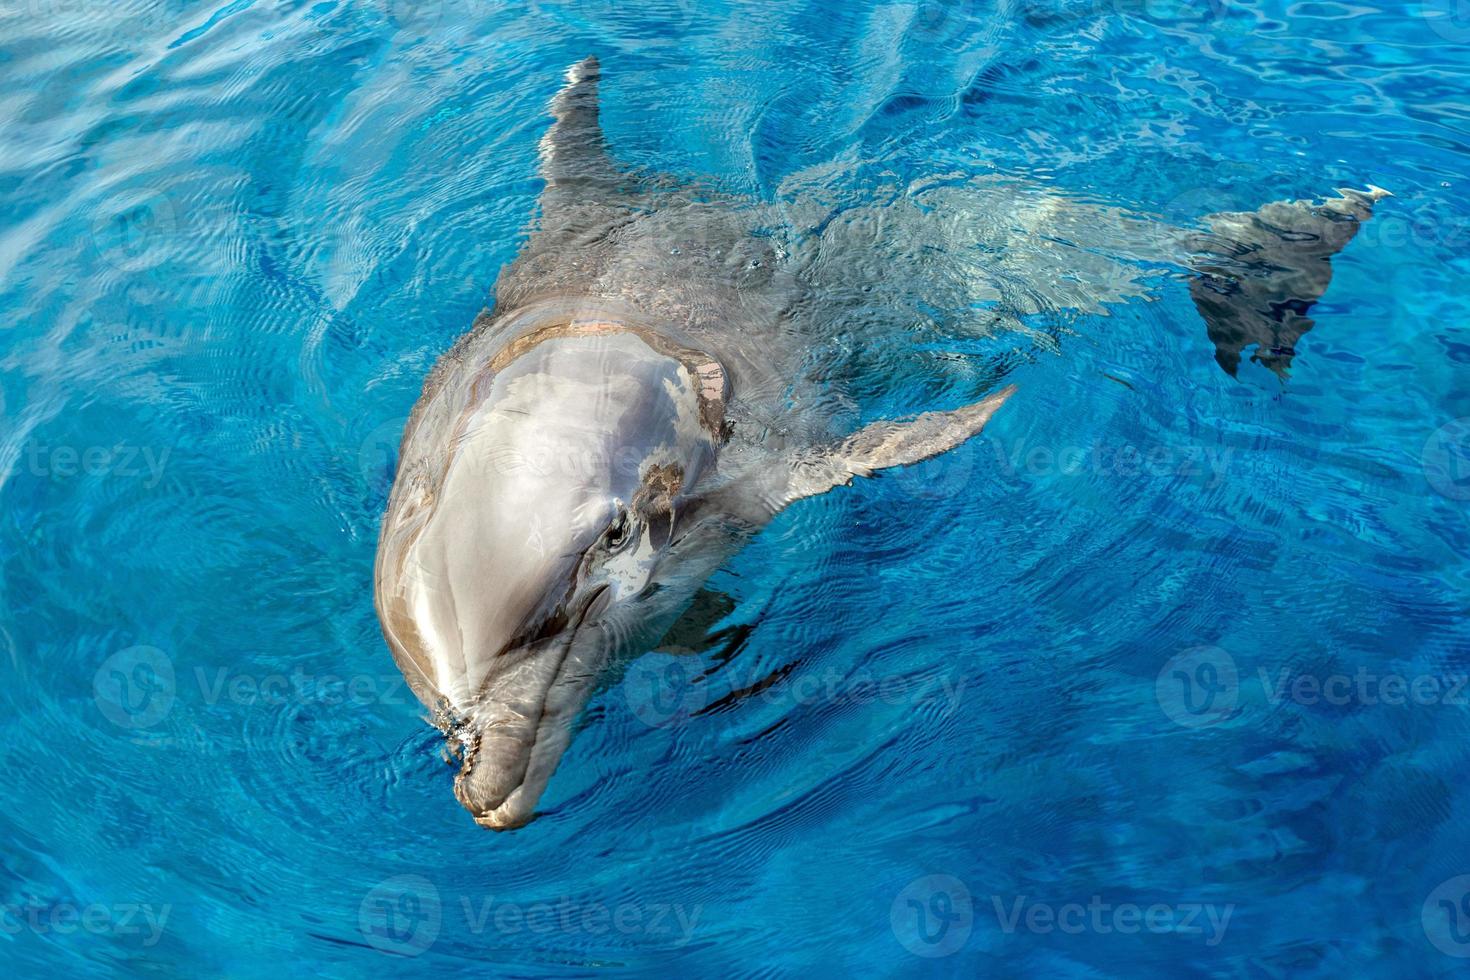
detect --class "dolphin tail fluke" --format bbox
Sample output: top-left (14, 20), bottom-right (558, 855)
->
top-left (1186, 186), bottom-right (1390, 378)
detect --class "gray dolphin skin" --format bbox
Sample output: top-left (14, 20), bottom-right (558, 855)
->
top-left (375, 57), bottom-right (1388, 830)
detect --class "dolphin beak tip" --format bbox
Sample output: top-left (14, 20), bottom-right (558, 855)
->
top-left (470, 801), bottom-right (536, 831)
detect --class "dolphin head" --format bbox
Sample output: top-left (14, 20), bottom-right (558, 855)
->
top-left (374, 312), bottom-right (729, 829)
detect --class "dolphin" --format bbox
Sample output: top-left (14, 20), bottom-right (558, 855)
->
top-left (374, 57), bottom-right (1388, 829)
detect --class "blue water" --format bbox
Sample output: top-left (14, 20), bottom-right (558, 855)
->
top-left (4, 0), bottom-right (1470, 975)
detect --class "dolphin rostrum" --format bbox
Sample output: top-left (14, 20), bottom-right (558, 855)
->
top-left (374, 57), bottom-right (1387, 829)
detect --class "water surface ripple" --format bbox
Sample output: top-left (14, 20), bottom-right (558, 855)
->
top-left (1, 0), bottom-right (1469, 975)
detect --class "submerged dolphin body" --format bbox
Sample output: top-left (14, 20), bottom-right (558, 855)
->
top-left (375, 58), bottom-right (1388, 829)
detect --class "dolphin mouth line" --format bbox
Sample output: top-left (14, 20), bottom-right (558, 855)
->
top-left (464, 583), bottom-right (610, 827)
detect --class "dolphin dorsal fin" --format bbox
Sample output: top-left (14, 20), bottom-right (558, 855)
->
top-left (538, 56), bottom-right (622, 206)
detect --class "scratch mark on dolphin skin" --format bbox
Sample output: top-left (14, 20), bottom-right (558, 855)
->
top-left (525, 515), bottom-right (548, 558)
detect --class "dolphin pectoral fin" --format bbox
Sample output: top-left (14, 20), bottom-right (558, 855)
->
top-left (1186, 185), bottom-right (1390, 378)
top-left (785, 384), bottom-right (1018, 502)
top-left (841, 384), bottom-right (1018, 477)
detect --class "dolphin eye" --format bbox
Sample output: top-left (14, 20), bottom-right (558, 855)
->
top-left (604, 511), bottom-right (631, 551)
